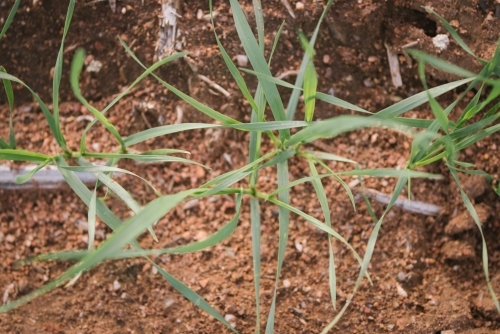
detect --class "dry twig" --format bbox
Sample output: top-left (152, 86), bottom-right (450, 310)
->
top-left (197, 74), bottom-right (231, 98)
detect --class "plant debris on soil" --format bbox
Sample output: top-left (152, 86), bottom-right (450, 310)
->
top-left (1, 0), bottom-right (500, 333)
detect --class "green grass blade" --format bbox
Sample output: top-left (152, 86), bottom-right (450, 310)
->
top-left (452, 160), bottom-right (476, 168)
top-left (119, 39), bottom-right (239, 125)
top-left (409, 131), bottom-right (439, 163)
top-left (423, 6), bottom-right (482, 62)
top-left (448, 165), bottom-right (499, 312)
top-left (142, 148), bottom-right (190, 155)
top-left (0, 149), bottom-right (50, 162)
top-left (338, 168), bottom-right (441, 178)
top-left (209, 0), bottom-right (258, 111)
top-left (240, 68), bottom-right (301, 90)
top-left (81, 152), bottom-right (207, 167)
top-left (319, 177), bottom-right (408, 331)
top-left (357, 176), bottom-right (406, 277)
top-left (265, 160), bottom-right (290, 334)
top-left (52, 0), bottom-right (75, 150)
top-left (14, 159), bottom-right (51, 184)
top-left (201, 149), bottom-right (294, 198)
top-left (298, 30), bottom-right (316, 58)
top-left (411, 89), bottom-right (472, 165)
top-left (250, 197), bottom-right (261, 333)
top-left (1, 158), bottom-right (128, 311)
top-left (74, 159), bottom-right (160, 241)
top-left (392, 117), bottom-right (434, 128)
top-left (57, 162), bottom-right (233, 331)
top-left (124, 123), bottom-right (217, 147)
top-left (230, 120), bottom-right (310, 131)
top-left (70, 48), bottom-right (126, 152)
top-left (0, 139), bottom-right (10, 149)
top-left (268, 21), bottom-right (285, 66)
top-left (0, 72), bottom-right (61, 147)
top-left (228, 0), bottom-right (287, 140)
top-left (310, 157), bottom-right (357, 211)
top-left (419, 114), bottom-right (500, 161)
top-left (302, 150), bottom-right (357, 164)
top-left (375, 78), bottom-right (473, 119)
top-left (303, 61), bottom-right (318, 122)
top-left (0, 188), bottom-right (195, 313)
top-left (248, 85), bottom-right (266, 186)
top-left (417, 61), bottom-right (451, 137)
top-left (143, 193), bottom-right (242, 254)
top-left (0, 0), bottom-right (20, 40)
top-left (19, 194), bottom-right (243, 264)
top-left (406, 50), bottom-right (476, 78)
top-left (455, 123), bottom-right (500, 152)
top-left (56, 156), bottom-right (146, 253)
top-left (316, 92), bottom-right (372, 114)
top-left (456, 84), bottom-right (483, 127)
top-left (268, 169), bottom-right (441, 198)
top-left (267, 197), bottom-right (370, 283)
top-left (203, 151), bottom-right (275, 188)
top-left (60, 164), bottom-right (160, 195)
top-left (286, 115), bottom-right (393, 147)
top-left (258, 148), bottom-right (295, 169)
top-left (459, 84), bottom-right (500, 127)
top-left (286, 0), bottom-right (333, 120)
top-left (428, 92), bottom-right (450, 134)
top-left (88, 186), bottom-right (97, 250)
top-left (253, 0), bottom-right (265, 53)
top-left (247, 85), bottom-right (266, 334)
top-left (308, 159), bottom-right (336, 309)
top-left (82, 47), bottom-right (187, 151)
top-left (355, 166), bottom-right (379, 223)
top-left (199, 171), bottom-right (253, 198)
top-left (151, 261), bottom-right (238, 333)
top-left (0, 67), bottom-right (16, 148)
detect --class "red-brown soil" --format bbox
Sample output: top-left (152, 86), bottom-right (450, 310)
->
top-left (1, 1), bottom-right (500, 333)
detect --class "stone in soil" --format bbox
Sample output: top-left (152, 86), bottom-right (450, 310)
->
top-left (440, 239), bottom-right (476, 261)
top-left (445, 203), bottom-right (491, 236)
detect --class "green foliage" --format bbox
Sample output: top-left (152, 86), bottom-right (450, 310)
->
top-left (1, 1), bottom-right (499, 333)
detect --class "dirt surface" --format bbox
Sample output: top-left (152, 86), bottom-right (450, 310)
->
top-left (1, 0), bottom-right (500, 333)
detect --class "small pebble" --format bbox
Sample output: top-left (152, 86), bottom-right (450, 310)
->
top-left (183, 199), bottom-right (199, 210)
top-left (165, 297), bottom-right (175, 308)
top-left (113, 279), bottom-right (121, 291)
top-left (296, 2), bottom-right (304, 10)
top-left (396, 282), bottom-right (407, 298)
top-left (322, 54), bottom-right (330, 64)
top-left (283, 279), bottom-right (291, 288)
top-left (197, 9), bottom-right (203, 20)
top-left (195, 165), bottom-right (206, 178)
top-left (199, 279), bottom-right (209, 288)
top-left (86, 60), bottom-right (103, 73)
top-left (295, 241), bottom-right (303, 252)
top-left (235, 55), bottom-right (248, 67)
top-left (224, 314), bottom-right (236, 327)
top-left (432, 34), bottom-right (450, 51)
